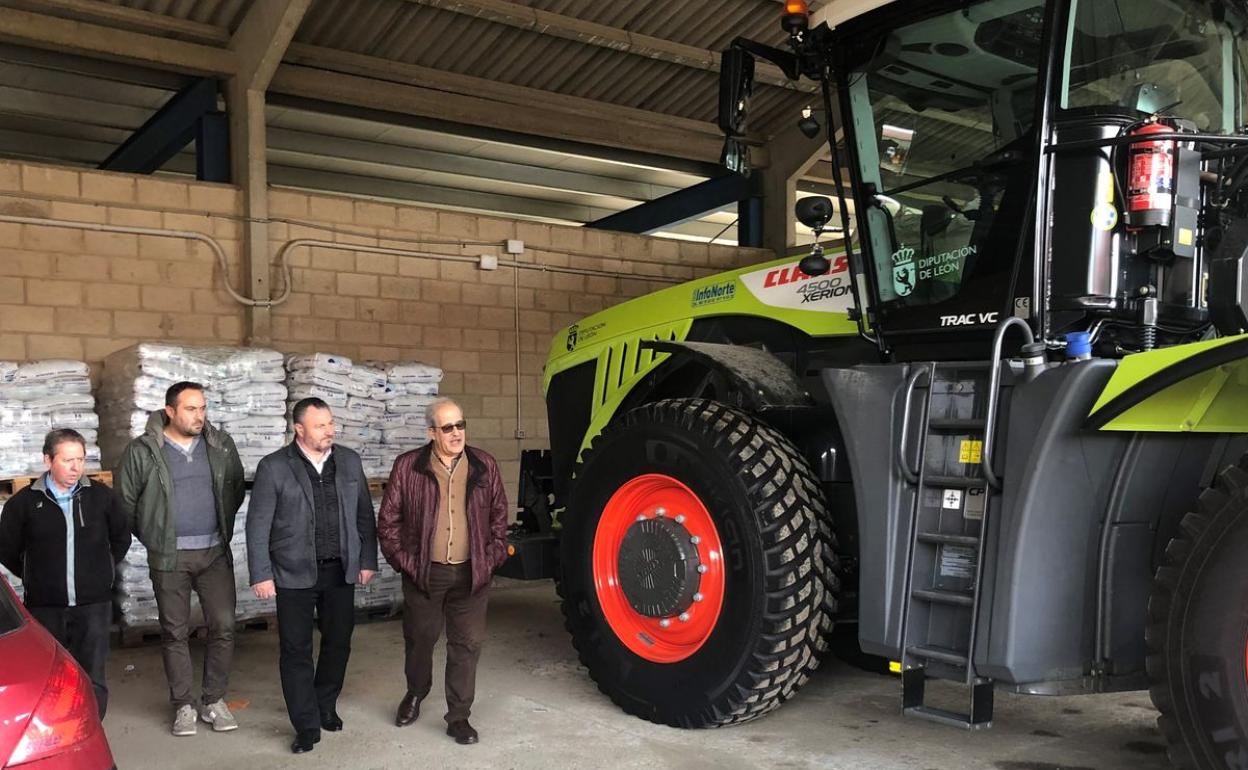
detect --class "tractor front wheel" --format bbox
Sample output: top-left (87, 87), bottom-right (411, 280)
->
top-left (559, 398), bottom-right (838, 727)
top-left (1148, 454), bottom-right (1248, 768)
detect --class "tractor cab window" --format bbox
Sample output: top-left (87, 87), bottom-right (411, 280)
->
top-left (1062, 0), bottom-right (1248, 132)
top-left (846, 0), bottom-right (1045, 322)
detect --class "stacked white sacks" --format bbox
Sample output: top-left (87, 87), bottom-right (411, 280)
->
top-left (0, 359), bottom-right (102, 478)
top-left (285, 354), bottom-right (442, 479)
top-left (98, 344), bottom-right (287, 478)
top-left (372, 360), bottom-right (443, 476)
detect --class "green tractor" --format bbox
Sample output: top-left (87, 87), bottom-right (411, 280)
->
top-left (526, 0), bottom-right (1248, 765)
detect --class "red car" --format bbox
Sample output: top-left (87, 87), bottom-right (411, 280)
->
top-left (0, 578), bottom-right (114, 770)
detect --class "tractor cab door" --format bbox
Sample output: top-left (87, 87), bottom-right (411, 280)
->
top-left (837, 0), bottom-right (1049, 358)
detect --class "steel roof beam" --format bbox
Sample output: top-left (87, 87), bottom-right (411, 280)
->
top-left (586, 173), bottom-right (756, 235)
top-left (99, 77), bottom-right (217, 175)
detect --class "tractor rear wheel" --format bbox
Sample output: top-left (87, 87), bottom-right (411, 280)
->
top-left (1147, 454), bottom-right (1248, 768)
top-left (559, 398), bottom-right (838, 727)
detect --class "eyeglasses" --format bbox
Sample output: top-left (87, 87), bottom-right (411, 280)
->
top-left (435, 420), bottom-right (467, 434)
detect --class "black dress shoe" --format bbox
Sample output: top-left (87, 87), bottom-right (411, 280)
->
top-left (395, 692), bottom-right (421, 727)
top-left (320, 710), bottom-right (343, 732)
top-left (291, 730), bottom-right (321, 754)
top-left (446, 719), bottom-right (479, 745)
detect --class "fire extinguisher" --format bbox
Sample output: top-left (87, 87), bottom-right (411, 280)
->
top-left (1125, 117), bottom-right (1180, 228)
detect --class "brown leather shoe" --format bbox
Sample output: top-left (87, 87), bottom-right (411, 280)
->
top-left (394, 693), bottom-right (421, 727)
top-left (446, 719), bottom-right (478, 745)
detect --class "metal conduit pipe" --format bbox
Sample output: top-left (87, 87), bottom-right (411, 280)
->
top-left (272, 238), bottom-right (686, 284)
top-left (0, 213), bottom-right (291, 307)
top-left (2, 218), bottom-right (688, 448)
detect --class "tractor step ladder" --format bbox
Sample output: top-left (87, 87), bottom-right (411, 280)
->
top-left (896, 360), bottom-right (1003, 730)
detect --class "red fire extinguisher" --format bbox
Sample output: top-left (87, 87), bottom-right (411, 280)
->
top-left (1125, 118), bottom-right (1179, 228)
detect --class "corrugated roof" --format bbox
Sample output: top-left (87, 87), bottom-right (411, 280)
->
top-left (0, 0), bottom-right (834, 244)
top-left (96, 0), bottom-right (816, 134)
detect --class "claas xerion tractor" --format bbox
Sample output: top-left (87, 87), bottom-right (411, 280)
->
top-left (506, 0), bottom-right (1248, 766)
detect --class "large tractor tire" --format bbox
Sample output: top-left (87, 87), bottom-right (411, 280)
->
top-left (559, 398), bottom-right (838, 728)
top-left (1147, 454), bottom-right (1248, 768)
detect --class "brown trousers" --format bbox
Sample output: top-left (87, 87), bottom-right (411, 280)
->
top-left (149, 544), bottom-right (236, 708)
top-left (401, 562), bottom-right (488, 723)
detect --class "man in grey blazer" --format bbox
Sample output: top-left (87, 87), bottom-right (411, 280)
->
top-left (247, 397), bottom-right (378, 755)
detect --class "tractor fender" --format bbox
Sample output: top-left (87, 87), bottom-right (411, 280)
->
top-left (639, 339), bottom-right (815, 410)
top-left (1087, 333), bottom-right (1248, 432)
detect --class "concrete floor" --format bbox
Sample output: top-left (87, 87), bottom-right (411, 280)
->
top-left (103, 581), bottom-right (1172, 770)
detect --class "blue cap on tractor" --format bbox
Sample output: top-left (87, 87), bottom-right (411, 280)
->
top-left (1065, 331), bottom-right (1092, 360)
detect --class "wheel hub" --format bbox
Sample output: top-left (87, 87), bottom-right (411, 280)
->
top-left (617, 516), bottom-right (702, 617)
top-left (592, 474), bottom-right (726, 663)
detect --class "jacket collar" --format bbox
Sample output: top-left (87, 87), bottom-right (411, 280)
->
top-left (31, 471), bottom-right (89, 499)
top-left (416, 443), bottom-right (485, 488)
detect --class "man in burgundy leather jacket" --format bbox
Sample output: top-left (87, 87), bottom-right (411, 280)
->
top-left (376, 397), bottom-right (509, 746)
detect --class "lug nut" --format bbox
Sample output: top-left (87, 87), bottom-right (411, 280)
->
top-left (678, 612), bottom-right (690, 622)
top-left (655, 507), bottom-right (666, 516)
top-left (674, 514), bottom-right (686, 524)
top-left (636, 514), bottom-right (646, 522)
top-left (693, 592), bottom-right (704, 602)
top-left (690, 535), bottom-right (701, 545)
top-left (697, 564), bottom-right (708, 574)
top-left (659, 618), bottom-right (671, 628)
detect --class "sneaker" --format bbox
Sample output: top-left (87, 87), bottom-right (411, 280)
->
top-left (172, 704), bottom-right (198, 736)
top-left (199, 699), bottom-right (239, 732)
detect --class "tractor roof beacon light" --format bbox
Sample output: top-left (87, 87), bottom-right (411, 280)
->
top-left (782, 0), bottom-right (809, 35)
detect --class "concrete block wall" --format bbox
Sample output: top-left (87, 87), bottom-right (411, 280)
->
top-left (0, 159), bottom-right (772, 493)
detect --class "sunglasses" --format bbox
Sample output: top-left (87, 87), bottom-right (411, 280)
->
top-left (434, 420), bottom-right (467, 434)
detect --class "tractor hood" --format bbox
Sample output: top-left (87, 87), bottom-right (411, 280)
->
top-left (544, 252), bottom-right (859, 388)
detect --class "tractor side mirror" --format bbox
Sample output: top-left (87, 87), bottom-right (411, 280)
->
top-left (796, 196), bottom-right (836, 277)
top-left (795, 196), bottom-right (834, 233)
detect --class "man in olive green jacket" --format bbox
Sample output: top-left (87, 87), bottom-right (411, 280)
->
top-left (115, 381), bottom-right (246, 737)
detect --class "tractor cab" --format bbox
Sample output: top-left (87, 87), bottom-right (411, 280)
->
top-left (724, 0), bottom-right (1248, 360)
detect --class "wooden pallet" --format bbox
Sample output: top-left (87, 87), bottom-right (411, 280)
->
top-left (0, 470), bottom-right (113, 501)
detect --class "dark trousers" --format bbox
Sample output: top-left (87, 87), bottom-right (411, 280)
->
top-left (401, 562), bottom-right (488, 723)
top-left (275, 560), bottom-right (356, 734)
top-left (29, 601), bottom-right (112, 719)
top-left (149, 544), bottom-right (236, 708)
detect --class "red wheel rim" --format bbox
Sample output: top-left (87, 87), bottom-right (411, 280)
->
top-left (592, 474), bottom-right (726, 663)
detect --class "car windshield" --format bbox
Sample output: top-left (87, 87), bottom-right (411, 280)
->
top-left (0, 579), bottom-right (24, 636)
top-left (1062, 0), bottom-right (1248, 132)
top-left (847, 0), bottom-right (1045, 309)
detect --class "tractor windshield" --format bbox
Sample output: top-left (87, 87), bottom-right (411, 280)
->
top-left (846, 0), bottom-right (1046, 317)
top-left (1062, 0), bottom-right (1248, 133)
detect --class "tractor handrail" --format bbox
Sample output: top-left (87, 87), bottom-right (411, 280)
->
top-left (981, 317), bottom-right (1035, 490)
top-left (897, 365), bottom-right (932, 485)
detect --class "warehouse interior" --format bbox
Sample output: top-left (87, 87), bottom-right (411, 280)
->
top-left (0, 0), bottom-right (1194, 768)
